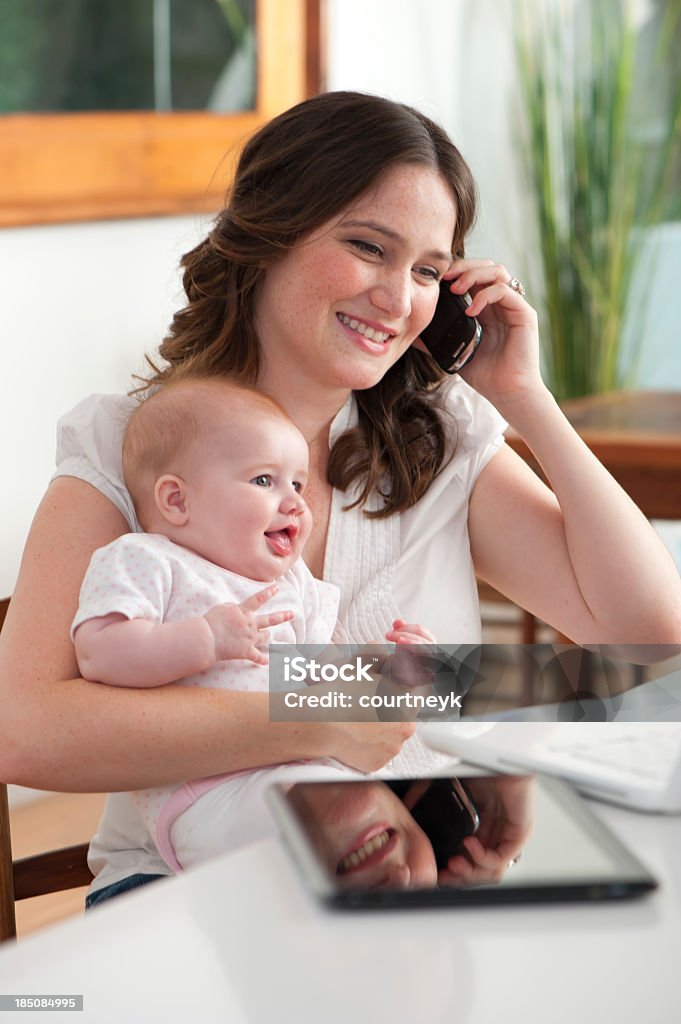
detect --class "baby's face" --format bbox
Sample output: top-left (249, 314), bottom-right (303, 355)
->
top-left (182, 414), bottom-right (313, 581)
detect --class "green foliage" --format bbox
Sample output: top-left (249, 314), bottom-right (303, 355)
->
top-left (515, 0), bottom-right (680, 400)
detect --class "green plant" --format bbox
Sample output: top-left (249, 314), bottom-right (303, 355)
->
top-left (515, 0), bottom-right (680, 400)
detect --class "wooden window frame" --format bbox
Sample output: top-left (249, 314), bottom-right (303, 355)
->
top-left (0, 0), bottom-right (324, 227)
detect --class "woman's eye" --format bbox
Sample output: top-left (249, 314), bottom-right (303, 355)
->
top-left (350, 239), bottom-right (383, 258)
top-left (416, 266), bottom-right (441, 281)
top-left (252, 474), bottom-right (272, 487)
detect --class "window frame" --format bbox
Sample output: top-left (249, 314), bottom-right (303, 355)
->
top-left (0, 0), bottom-right (323, 227)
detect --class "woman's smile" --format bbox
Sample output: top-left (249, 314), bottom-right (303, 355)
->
top-left (290, 780), bottom-right (439, 889)
top-left (336, 312), bottom-right (395, 350)
top-left (337, 826), bottom-right (397, 875)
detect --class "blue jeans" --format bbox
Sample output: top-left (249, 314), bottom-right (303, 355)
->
top-left (85, 873), bottom-right (167, 908)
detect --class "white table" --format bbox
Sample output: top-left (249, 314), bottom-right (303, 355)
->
top-left (0, 790), bottom-right (680, 1023)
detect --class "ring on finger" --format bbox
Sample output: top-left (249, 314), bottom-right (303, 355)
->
top-left (508, 276), bottom-right (526, 297)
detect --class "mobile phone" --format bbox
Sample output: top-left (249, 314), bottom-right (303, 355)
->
top-left (419, 280), bottom-right (482, 374)
top-left (386, 777), bottom-right (480, 869)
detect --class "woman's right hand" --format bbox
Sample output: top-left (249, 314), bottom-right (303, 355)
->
top-left (324, 720), bottom-right (415, 772)
top-left (270, 670), bottom-right (416, 771)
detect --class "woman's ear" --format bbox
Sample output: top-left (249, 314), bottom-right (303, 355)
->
top-left (154, 474), bottom-right (189, 526)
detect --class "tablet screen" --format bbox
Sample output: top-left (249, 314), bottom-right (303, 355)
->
top-left (267, 774), bottom-right (657, 908)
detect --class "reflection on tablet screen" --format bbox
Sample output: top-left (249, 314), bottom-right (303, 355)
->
top-left (268, 774), bottom-right (657, 908)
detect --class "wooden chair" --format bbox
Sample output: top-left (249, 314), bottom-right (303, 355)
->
top-left (476, 579), bottom-right (540, 645)
top-left (0, 597), bottom-right (93, 942)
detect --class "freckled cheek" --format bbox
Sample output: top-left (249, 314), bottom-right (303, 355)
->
top-left (271, 281), bottom-right (298, 330)
top-left (277, 273), bottom-right (330, 331)
top-left (306, 276), bottom-right (337, 312)
top-left (310, 258), bottom-right (366, 307)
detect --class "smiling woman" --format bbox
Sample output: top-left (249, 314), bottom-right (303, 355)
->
top-left (254, 165), bottom-right (456, 394)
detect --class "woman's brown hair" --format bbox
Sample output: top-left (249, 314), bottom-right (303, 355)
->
top-left (139, 91), bottom-right (478, 517)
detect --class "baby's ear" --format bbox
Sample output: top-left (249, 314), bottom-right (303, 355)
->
top-left (154, 474), bottom-right (189, 526)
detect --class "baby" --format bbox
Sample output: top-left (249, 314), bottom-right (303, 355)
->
top-left (72, 376), bottom-right (431, 872)
top-left (73, 376), bottom-right (337, 684)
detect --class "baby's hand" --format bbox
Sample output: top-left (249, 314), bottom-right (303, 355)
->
top-left (381, 620), bottom-right (437, 689)
top-left (203, 584), bottom-right (294, 666)
top-left (384, 619), bottom-right (437, 645)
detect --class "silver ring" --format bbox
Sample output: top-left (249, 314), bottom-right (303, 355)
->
top-left (507, 853), bottom-right (522, 868)
top-left (508, 277), bottom-right (526, 297)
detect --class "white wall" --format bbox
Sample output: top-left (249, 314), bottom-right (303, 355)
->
top-left (0, 214), bottom-right (209, 596)
top-left (326, 0), bottom-right (525, 268)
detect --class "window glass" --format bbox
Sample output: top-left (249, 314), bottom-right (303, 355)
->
top-left (0, 0), bottom-right (256, 113)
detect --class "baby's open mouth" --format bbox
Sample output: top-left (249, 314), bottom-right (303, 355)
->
top-left (264, 525), bottom-right (298, 557)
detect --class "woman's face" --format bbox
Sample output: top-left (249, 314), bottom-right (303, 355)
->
top-left (254, 163), bottom-right (457, 398)
top-left (290, 781), bottom-right (438, 889)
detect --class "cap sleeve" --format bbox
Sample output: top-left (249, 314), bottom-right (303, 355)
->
top-left (53, 393), bottom-right (141, 531)
top-left (440, 378), bottom-right (508, 496)
top-left (71, 534), bottom-right (173, 639)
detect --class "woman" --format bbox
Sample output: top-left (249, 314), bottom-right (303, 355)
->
top-left (1, 92), bottom-right (680, 901)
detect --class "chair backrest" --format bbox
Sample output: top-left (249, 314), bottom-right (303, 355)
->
top-left (0, 597), bottom-right (93, 941)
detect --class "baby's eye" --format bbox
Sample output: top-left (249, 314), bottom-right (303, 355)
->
top-left (251, 474), bottom-right (272, 487)
top-left (350, 239), bottom-right (383, 258)
top-left (292, 480), bottom-right (304, 493)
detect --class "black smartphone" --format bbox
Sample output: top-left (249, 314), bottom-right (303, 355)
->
top-left (385, 777), bottom-right (480, 869)
top-left (419, 280), bottom-right (482, 374)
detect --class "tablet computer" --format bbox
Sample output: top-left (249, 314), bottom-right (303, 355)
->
top-left (266, 773), bottom-right (657, 909)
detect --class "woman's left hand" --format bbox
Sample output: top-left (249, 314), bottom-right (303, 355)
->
top-left (442, 258), bottom-right (544, 408)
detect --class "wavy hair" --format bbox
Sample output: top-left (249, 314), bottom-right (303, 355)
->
top-left (138, 91), bottom-right (478, 517)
